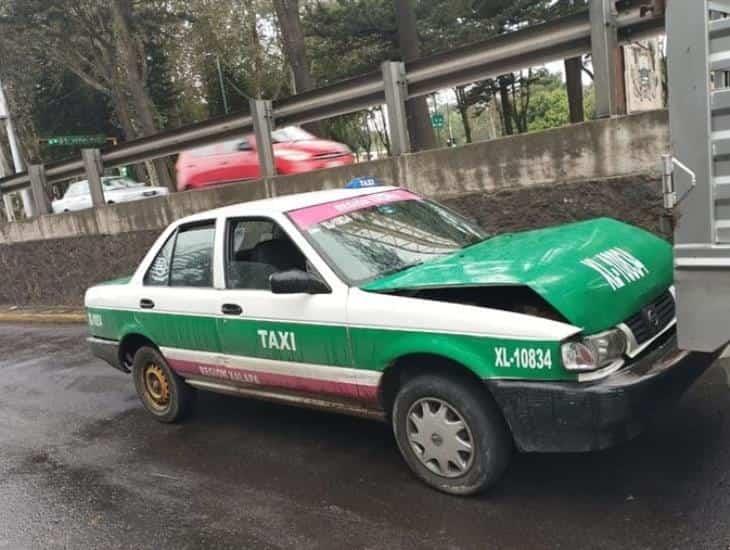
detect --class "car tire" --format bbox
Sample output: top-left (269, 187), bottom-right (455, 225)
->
top-left (392, 374), bottom-right (512, 496)
top-left (132, 346), bottom-right (195, 423)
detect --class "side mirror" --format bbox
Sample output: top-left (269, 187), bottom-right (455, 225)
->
top-left (270, 269), bottom-right (330, 294)
top-left (238, 140), bottom-right (253, 151)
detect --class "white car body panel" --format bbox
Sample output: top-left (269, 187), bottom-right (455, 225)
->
top-left (86, 186), bottom-right (580, 342)
top-left (52, 179), bottom-right (169, 213)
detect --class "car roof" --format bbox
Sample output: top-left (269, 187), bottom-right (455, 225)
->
top-left (177, 185), bottom-right (401, 224)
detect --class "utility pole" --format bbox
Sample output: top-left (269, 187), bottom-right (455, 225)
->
top-left (0, 75), bottom-right (33, 218)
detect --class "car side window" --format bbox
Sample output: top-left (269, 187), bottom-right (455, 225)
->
top-left (144, 233), bottom-right (176, 286)
top-left (225, 218), bottom-right (307, 290)
top-left (220, 138), bottom-right (252, 154)
top-left (169, 222), bottom-right (216, 287)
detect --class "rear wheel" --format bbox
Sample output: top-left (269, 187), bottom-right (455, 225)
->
top-left (132, 346), bottom-right (195, 423)
top-left (392, 374), bottom-right (511, 496)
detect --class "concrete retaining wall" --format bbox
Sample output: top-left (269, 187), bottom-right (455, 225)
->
top-left (0, 110), bottom-right (669, 245)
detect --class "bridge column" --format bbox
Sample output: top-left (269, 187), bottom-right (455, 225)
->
top-left (381, 61), bottom-right (411, 156)
top-left (2, 195), bottom-right (15, 222)
top-left (564, 57), bottom-right (585, 123)
top-left (250, 99), bottom-right (276, 198)
top-left (81, 149), bottom-right (105, 207)
top-left (28, 164), bottom-right (51, 217)
top-left (590, 0), bottom-right (626, 117)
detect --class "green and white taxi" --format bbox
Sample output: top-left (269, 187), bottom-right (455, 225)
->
top-left (86, 185), bottom-right (718, 495)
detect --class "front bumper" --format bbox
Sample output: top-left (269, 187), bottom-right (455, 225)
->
top-left (88, 337), bottom-right (126, 373)
top-left (486, 332), bottom-right (719, 453)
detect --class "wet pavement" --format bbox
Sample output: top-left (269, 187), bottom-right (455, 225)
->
top-left (1, 323), bottom-right (730, 549)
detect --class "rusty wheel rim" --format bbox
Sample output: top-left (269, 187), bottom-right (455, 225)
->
top-left (143, 363), bottom-right (171, 411)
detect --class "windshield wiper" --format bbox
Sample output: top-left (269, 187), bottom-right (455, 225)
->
top-left (460, 235), bottom-right (492, 250)
top-left (378, 261), bottom-right (424, 278)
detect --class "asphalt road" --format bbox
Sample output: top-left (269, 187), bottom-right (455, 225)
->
top-left (2, 324), bottom-right (730, 549)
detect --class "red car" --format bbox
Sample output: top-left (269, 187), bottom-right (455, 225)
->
top-left (176, 126), bottom-right (354, 191)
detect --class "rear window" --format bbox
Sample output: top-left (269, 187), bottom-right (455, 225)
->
top-left (144, 234), bottom-right (175, 286)
top-left (187, 144), bottom-right (221, 158)
top-left (170, 223), bottom-right (216, 287)
top-left (144, 222), bottom-right (216, 287)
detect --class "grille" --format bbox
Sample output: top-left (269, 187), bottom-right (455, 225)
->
top-left (625, 290), bottom-right (675, 345)
top-left (313, 151), bottom-right (348, 159)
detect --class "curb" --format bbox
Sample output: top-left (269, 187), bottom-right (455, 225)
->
top-left (0, 309), bottom-right (86, 324)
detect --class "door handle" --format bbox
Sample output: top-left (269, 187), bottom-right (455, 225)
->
top-left (221, 303), bottom-right (243, 316)
top-left (140, 299), bottom-right (155, 309)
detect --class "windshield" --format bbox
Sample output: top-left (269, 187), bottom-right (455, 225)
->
top-left (102, 177), bottom-right (139, 189)
top-left (272, 126), bottom-right (315, 143)
top-left (64, 181), bottom-right (89, 197)
top-left (288, 190), bottom-right (486, 285)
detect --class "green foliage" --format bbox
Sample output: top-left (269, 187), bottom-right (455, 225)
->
top-left (303, 0), bottom-right (398, 83)
top-left (525, 72), bottom-right (568, 132)
top-left (34, 71), bottom-right (120, 163)
top-left (527, 87), bottom-right (569, 132)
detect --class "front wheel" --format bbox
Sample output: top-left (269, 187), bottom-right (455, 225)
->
top-left (392, 374), bottom-right (512, 496)
top-left (132, 346), bottom-right (195, 423)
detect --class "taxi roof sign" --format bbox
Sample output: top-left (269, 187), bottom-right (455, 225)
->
top-left (345, 177), bottom-right (386, 189)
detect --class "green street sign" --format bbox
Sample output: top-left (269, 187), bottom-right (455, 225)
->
top-left (45, 135), bottom-right (108, 147)
top-left (431, 113), bottom-right (445, 129)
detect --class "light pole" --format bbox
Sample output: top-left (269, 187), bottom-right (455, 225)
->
top-left (213, 55), bottom-right (230, 115)
top-left (0, 85), bottom-right (10, 221)
top-left (0, 75), bottom-right (33, 218)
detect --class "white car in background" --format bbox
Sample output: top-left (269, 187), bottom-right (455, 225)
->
top-left (52, 177), bottom-right (169, 213)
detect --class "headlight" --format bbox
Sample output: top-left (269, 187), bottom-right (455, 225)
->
top-left (561, 341), bottom-right (599, 371)
top-left (561, 329), bottom-right (626, 372)
top-left (277, 149), bottom-right (311, 161)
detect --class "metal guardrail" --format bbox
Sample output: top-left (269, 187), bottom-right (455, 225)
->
top-left (0, 1), bottom-right (665, 206)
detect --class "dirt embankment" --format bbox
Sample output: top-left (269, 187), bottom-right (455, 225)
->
top-left (443, 175), bottom-right (665, 236)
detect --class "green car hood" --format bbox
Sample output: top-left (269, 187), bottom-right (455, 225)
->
top-left (362, 218), bottom-right (672, 334)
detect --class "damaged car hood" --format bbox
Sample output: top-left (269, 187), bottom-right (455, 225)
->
top-left (361, 218), bottom-right (673, 334)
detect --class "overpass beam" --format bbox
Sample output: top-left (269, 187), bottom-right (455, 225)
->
top-left (28, 165), bottom-right (50, 217)
top-left (591, 0), bottom-right (626, 117)
top-left (82, 149), bottom-right (105, 208)
top-left (382, 61), bottom-right (411, 156)
top-left (250, 99), bottom-right (276, 197)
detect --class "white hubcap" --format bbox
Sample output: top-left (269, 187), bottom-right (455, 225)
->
top-left (406, 397), bottom-right (474, 478)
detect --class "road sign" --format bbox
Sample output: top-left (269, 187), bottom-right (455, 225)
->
top-left (431, 113), bottom-right (445, 129)
top-left (44, 135), bottom-right (109, 147)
